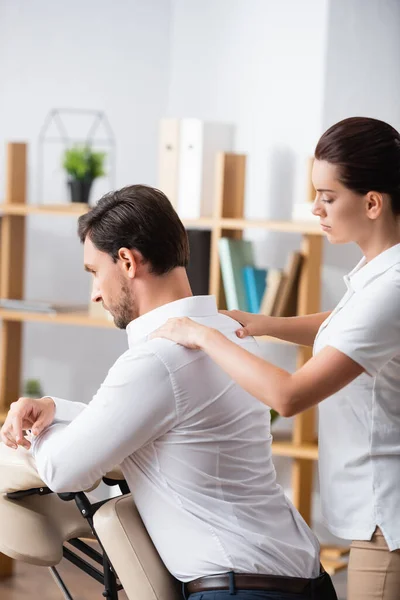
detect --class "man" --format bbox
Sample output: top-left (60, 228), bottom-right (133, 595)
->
top-left (1, 185), bottom-right (336, 599)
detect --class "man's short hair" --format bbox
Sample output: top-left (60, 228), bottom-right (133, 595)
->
top-left (78, 185), bottom-right (189, 275)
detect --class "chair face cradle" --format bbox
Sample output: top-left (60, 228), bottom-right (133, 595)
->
top-left (2, 479), bottom-right (128, 599)
top-left (0, 444), bottom-right (181, 600)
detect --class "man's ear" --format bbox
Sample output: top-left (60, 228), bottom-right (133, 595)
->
top-left (365, 191), bottom-right (384, 220)
top-left (118, 247), bottom-right (137, 279)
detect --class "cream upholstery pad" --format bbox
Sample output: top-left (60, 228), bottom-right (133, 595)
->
top-left (0, 443), bottom-right (45, 493)
top-left (0, 492), bottom-right (93, 566)
top-left (94, 495), bottom-right (181, 600)
top-left (0, 441), bottom-right (179, 600)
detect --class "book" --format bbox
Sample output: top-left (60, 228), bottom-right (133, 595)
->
top-left (218, 238), bottom-right (254, 310)
top-left (0, 299), bottom-right (88, 314)
top-left (259, 269), bottom-right (284, 316)
top-left (273, 252), bottom-right (303, 317)
top-left (186, 229), bottom-right (211, 296)
top-left (242, 266), bottom-right (267, 313)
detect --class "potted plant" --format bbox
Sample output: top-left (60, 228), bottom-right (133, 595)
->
top-left (23, 378), bottom-right (44, 399)
top-left (62, 145), bottom-right (106, 204)
top-left (271, 409), bottom-right (279, 426)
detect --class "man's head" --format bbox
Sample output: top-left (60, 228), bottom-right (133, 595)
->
top-left (78, 185), bottom-right (190, 329)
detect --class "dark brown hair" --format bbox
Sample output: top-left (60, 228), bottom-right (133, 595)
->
top-left (78, 185), bottom-right (189, 275)
top-left (315, 116), bottom-right (400, 215)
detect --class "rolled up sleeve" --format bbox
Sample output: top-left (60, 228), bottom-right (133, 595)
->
top-left (31, 349), bottom-right (177, 493)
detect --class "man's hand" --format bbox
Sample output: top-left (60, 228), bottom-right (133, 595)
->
top-left (0, 396), bottom-right (55, 450)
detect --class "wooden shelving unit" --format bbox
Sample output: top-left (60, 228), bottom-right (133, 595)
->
top-left (0, 143), bottom-right (348, 577)
top-left (0, 309), bottom-right (116, 328)
top-left (206, 152), bottom-right (348, 573)
top-left (207, 153), bottom-right (323, 514)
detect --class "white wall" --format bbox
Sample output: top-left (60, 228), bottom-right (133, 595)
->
top-left (323, 0), bottom-right (400, 130)
top-left (0, 0), bottom-right (172, 402)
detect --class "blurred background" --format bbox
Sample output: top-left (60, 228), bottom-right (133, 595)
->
top-left (1, 1), bottom-right (399, 597)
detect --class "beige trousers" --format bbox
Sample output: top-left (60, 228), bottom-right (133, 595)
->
top-left (348, 527), bottom-right (400, 600)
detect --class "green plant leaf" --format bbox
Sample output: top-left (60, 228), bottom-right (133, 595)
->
top-left (270, 409), bottom-right (279, 424)
top-left (62, 146), bottom-right (106, 180)
top-left (23, 378), bottom-right (43, 397)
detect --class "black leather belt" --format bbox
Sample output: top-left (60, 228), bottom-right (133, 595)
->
top-left (186, 572), bottom-right (316, 595)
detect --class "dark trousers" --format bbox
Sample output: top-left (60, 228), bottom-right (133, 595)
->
top-left (183, 570), bottom-right (338, 600)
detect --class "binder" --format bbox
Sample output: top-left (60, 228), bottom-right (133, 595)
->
top-left (243, 266), bottom-right (267, 313)
top-left (274, 252), bottom-right (303, 317)
top-left (158, 118), bottom-right (180, 209)
top-left (219, 238), bottom-right (254, 311)
top-left (158, 119), bottom-right (234, 218)
top-left (259, 269), bottom-right (284, 316)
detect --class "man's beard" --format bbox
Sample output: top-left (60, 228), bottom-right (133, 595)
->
top-left (111, 284), bottom-right (136, 330)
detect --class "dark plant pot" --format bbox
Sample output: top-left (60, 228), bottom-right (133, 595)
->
top-left (68, 178), bottom-right (93, 204)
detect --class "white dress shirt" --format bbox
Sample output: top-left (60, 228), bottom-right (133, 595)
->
top-left (31, 296), bottom-right (320, 581)
top-left (314, 244), bottom-right (400, 550)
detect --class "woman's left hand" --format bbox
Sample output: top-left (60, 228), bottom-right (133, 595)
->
top-left (150, 317), bottom-right (207, 349)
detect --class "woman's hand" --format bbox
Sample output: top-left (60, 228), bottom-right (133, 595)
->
top-left (151, 317), bottom-right (209, 349)
top-left (220, 310), bottom-right (270, 339)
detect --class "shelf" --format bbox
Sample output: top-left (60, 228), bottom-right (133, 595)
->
top-left (0, 309), bottom-right (115, 329)
top-left (0, 203), bottom-right (89, 217)
top-left (218, 218), bottom-right (323, 235)
top-left (182, 217), bottom-right (215, 229)
top-left (0, 204), bottom-right (323, 235)
top-left (320, 545), bottom-right (350, 559)
top-left (271, 440), bottom-right (319, 460)
top-left (320, 556), bottom-right (348, 576)
top-left (256, 335), bottom-right (298, 346)
top-left (0, 412), bottom-right (6, 426)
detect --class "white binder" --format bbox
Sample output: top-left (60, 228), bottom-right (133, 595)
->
top-left (158, 118), bottom-right (181, 209)
top-left (158, 119), bottom-right (234, 218)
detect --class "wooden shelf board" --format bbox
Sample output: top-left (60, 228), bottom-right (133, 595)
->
top-left (219, 218), bottom-right (323, 235)
top-left (256, 335), bottom-right (297, 346)
top-left (271, 440), bottom-right (319, 460)
top-left (320, 557), bottom-right (348, 576)
top-left (321, 545), bottom-right (350, 559)
top-left (0, 309), bottom-right (115, 329)
top-left (0, 411), bottom-right (7, 426)
top-left (0, 203), bottom-right (89, 217)
top-left (182, 217), bottom-right (215, 229)
top-left (0, 205), bottom-right (324, 235)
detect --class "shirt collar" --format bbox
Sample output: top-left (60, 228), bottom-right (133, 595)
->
top-left (344, 243), bottom-right (400, 292)
top-left (125, 295), bottom-right (218, 348)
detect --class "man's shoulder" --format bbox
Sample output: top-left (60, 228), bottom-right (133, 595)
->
top-left (106, 344), bottom-right (171, 385)
top-left (143, 313), bottom-right (262, 372)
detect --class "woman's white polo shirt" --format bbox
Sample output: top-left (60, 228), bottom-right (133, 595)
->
top-left (314, 243), bottom-right (400, 549)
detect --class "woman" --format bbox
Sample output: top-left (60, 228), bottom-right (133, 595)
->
top-left (153, 117), bottom-right (400, 600)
